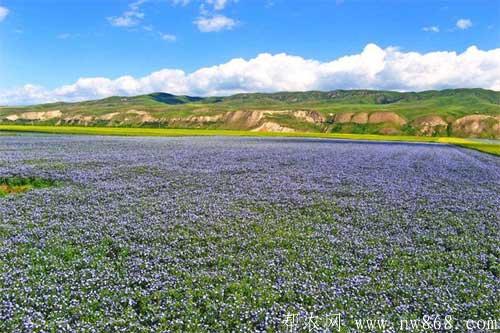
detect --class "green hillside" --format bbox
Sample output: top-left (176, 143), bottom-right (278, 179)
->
top-left (1, 89), bottom-right (499, 138)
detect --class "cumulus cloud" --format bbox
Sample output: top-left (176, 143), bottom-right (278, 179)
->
top-left (194, 14), bottom-right (236, 32)
top-left (108, 0), bottom-right (146, 27)
top-left (0, 5), bottom-right (9, 22)
top-left (422, 26), bottom-right (439, 33)
top-left (0, 85), bottom-right (52, 105)
top-left (1, 44), bottom-right (500, 105)
top-left (456, 18), bottom-right (472, 30)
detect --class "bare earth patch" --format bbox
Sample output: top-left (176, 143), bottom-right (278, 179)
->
top-left (368, 112), bottom-right (407, 125)
top-left (452, 115), bottom-right (500, 137)
top-left (251, 121), bottom-right (295, 132)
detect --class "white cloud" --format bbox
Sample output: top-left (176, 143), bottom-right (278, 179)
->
top-left (108, 16), bottom-right (139, 27)
top-left (130, 0), bottom-right (147, 9)
top-left (422, 26), bottom-right (439, 33)
top-left (171, 0), bottom-right (191, 5)
top-left (172, 0), bottom-right (234, 10)
top-left (0, 6), bottom-right (9, 22)
top-left (206, 0), bottom-right (233, 10)
top-left (160, 33), bottom-right (177, 42)
top-left (170, 0), bottom-right (238, 31)
top-left (108, 0), bottom-right (146, 27)
top-left (194, 14), bottom-right (236, 32)
top-left (2, 44), bottom-right (500, 105)
top-left (0, 85), bottom-right (52, 106)
top-left (456, 18), bottom-right (472, 30)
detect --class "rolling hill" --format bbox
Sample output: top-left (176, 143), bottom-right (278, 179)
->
top-left (1, 89), bottom-right (499, 138)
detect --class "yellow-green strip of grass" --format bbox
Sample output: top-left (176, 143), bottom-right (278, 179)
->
top-left (0, 125), bottom-right (498, 156)
top-left (452, 143), bottom-right (500, 156)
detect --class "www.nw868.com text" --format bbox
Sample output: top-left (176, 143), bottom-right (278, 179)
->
top-left (282, 313), bottom-right (499, 332)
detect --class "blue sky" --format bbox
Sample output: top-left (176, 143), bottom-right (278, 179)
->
top-left (0, 0), bottom-right (499, 104)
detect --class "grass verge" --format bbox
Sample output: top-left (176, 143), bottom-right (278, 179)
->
top-left (0, 125), bottom-right (498, 156)
top-left (0, 176), bottom-right (57, 197)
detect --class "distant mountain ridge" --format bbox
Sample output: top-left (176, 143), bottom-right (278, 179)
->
top-left (1, 89), bottom-right (499, 138)
top-left (223, 88), bottom-right (500, 104)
